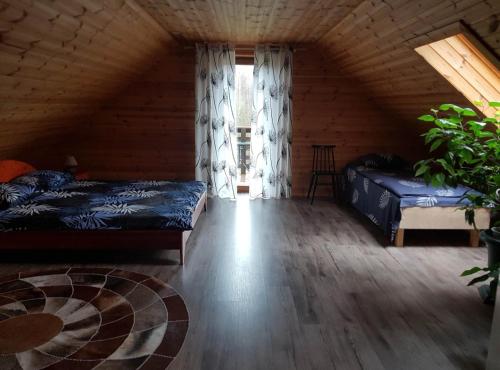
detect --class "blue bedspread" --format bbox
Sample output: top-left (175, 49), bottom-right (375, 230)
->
top-left (351, 166), bottom-right (475, 207)
top-left (0, 180), bottom-right (206, 232)
top-left (344, 163), bottom-right (476, 241)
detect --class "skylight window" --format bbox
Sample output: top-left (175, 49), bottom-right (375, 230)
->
top-left (415, 33), bottom-right (500, 117)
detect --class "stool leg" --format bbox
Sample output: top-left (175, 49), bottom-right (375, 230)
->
top-left (310, 175), bottom-right (319, 205)
top-left (307, 174), bottom-right (315, 199)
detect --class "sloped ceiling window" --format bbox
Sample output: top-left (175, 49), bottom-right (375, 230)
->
top-left (415, 33), bottom-right (500, 117)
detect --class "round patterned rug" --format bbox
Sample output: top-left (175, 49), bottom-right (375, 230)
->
top-left (0, 268), bottom-right (189, 369)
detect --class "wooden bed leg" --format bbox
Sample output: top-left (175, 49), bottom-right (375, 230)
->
top-left (179, 238), bottom-right (187, 265)
top-left (395, 229), bottom-right (404, 247)
top-left (179, 243), bottom-right (185, 265)
top-left (469, 230), bottom-right (480, 247)
top-left (179, 231), bottom-right (189, 265)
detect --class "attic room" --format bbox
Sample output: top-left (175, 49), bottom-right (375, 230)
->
top-left (0, 0), bottom-right (499, 369)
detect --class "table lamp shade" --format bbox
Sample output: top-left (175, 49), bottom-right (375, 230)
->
top-left (64, 155), bottom-right (78, 168)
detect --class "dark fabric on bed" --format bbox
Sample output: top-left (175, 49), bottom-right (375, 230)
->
top-left (344, 165), bottom-right (402, 240)
top-left (344, 162), bottom-right (476, 241)
top-left (0, 180), bottom-right (206, 232)
top-left (349, 153), bottom-right (409, 171)
top-left (11, 170), bottom-right (74, 190)
top-left (350, 166), bottom-right (476, 207)
top-left (0, 183), bottom-right (37, 210)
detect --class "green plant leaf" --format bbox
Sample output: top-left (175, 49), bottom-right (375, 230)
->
top-left (488, 101), bottom-right (500, 108)
top-left (443, 119), bottom-right (458, 127)
top-left (439, 104), bottom-right (464, 114)
top-left (430, 139), bottom-right (443, 152)
top-left (478, 131), bottom-right (494, 138)
top-left (467, 273), bottom-right (490, 286)
top-left (461, 266), bottom-right (482, 276)
top-left (447, 117), bottom-right (462, 124)
top-left (436, 159), bottom-right (455, 174)
top-left (462, 108), bottom-right (477, 116)
top-left (424, 135), bottom-right (433, 145)
top-left (416, 101), bottom-right (500, 244)
top-left (418, 114), bottom-right (435, 122)
top-left (494, 174), bottom-right (500, 186)
top-left (431, 173), bottom-right (445, 187)
top-left (415, 164), bottom-right (429, 177)
top-left (413, 159), bottom-right (425, 168)
top-left (465, 208), bottom-right (476, 226)
top-left (467, 120), bottom-right (486, 128)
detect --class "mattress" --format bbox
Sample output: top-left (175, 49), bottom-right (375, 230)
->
top-left (0, 180), bottom-right (206, 232)
top-left (344, 164), bottom-right (478, 240)
top-left (349, 165), bottom-right (476, 208)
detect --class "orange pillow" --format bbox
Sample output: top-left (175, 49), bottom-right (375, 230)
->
top-left (0, 160), bottom-right (36, 183)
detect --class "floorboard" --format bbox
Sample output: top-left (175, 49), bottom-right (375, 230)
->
top-left (0, 196), bottom-right (493, 370)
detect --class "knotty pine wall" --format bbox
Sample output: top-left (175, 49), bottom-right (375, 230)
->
top-left (0, 0), bottom-right (173, 168)
top-left (1, 0), bottom-right (496, 186)
top-left (73, 47), bottom-right (196, 180)
top-left (292, 48), bottom-right (426, 196)
top-left (73, 46), bottom-right (426, 197)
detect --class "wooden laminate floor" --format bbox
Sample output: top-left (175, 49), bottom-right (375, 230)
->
top-left (0, 197), bottom-right (494, 370)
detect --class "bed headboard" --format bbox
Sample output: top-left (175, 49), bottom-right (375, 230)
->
top-left (0, 160), bottom-right (36, 183)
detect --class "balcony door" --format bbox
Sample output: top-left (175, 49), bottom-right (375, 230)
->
top-left (235, 63), bottom-right (253, 193)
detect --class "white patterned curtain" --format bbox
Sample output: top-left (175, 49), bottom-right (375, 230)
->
top-left (250, 45), bottom-right (293, 199)
top-left (195, 44), bottom-right (237, 199)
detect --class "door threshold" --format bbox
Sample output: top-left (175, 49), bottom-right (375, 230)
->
top-left (237, 184), bottom-right (249, 193)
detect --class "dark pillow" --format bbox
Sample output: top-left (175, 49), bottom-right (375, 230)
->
top-left (0, 183), bottom-right (36, 209)
top-left (11, 170), bottom-right (74, 190)
top-left (354, 153), bottom-right (408, 170)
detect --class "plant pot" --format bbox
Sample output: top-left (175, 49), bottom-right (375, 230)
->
top-left (478, 279), bottom-right (497, 305)
top-left (481, 229), bottom-right (500, 268)
top-left (491, 226), bottom-right (500, 239)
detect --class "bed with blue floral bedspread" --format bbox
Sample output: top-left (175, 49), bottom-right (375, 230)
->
top-left (0, 178), bottom-right (207, 232)
top-left (343, 154), bottom-right (479, 242)
top-left (0, 166), bottom-right (207, 264)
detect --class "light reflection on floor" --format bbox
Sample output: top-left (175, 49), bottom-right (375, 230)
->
top-left (234, 194), bottom-right (251, 260)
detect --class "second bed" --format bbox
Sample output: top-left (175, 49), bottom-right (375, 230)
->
top-left (343, 154), bottom-right (490, 246)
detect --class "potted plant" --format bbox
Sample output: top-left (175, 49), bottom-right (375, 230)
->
top-left (414, 101), bottom-right (500, 303)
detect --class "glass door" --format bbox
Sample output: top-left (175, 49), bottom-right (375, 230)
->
top-left (235, 64), bottom-right (253, 191)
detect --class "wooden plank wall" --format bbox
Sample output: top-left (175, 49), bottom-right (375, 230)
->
top-left (73, 45), bottom-right (426, 197)
top-left (292, 48), bottom-right (426, 197)
top-left (317, 0), bottom-right (500, 127)
top-left (72, 47), bottom-right (196, 180)
top-left (0, 0), bottom-right (173, 168)
top-left (2, 0), bottom-right (496, 187)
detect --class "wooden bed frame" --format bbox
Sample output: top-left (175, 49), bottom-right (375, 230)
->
top-left (0, 160), bottom-right (207, 265)
top-left (394, 206), bottom-right (490, 247)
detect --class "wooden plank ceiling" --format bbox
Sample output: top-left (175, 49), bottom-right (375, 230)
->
top-left (316, 0), bottom-right (500, 124)
top-left (0, 0), bottom-right (498, 164)
top-left (0, 0), bottom-right (173, 162)
top-left (136, 0), bottom-right (499, 124)
top-left (136, 0), bottom-right (364, 43)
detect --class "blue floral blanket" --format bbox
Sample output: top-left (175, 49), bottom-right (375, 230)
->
top-left (344, 163), bottom-right (476, 241)
top-left (0, 180), bottom-right (206, 232)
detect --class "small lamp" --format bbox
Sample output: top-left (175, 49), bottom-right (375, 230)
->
top-left (64, 155), bottom-right (78, 174)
